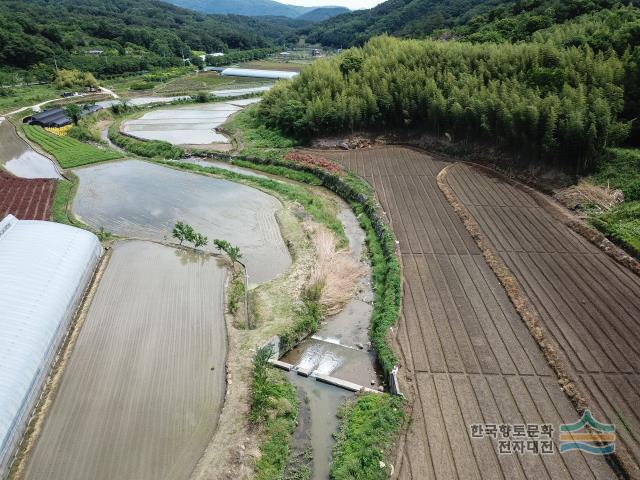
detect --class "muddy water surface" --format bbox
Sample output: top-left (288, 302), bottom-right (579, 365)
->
top-left (25, 241), bottom-right (227, 480)
top-left (0, 118), bottom-right (60, 178)
top-left (73, 160), bottom-right (291, 283)
top-left (122, 103), bottom-right (242, 145)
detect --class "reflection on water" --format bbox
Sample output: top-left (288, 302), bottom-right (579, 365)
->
top-left (122, 103), bottom-right (242, 145)
top-left (0, 118), bottom-right (60, 178)
top-left (73, 160), bottom-right (291, 283)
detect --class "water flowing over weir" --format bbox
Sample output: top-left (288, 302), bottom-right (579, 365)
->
top-left (280, 205), bottom-right (383, 480)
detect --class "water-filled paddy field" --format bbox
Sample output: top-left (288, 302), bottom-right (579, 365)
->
top-left (24, 240), bottom-right (227, 480)
top-left (73, 160), bottom-right (291, 283)
top-left (0, 118), bottom-right (60, 178)
top-left (122, 102), bottom-right (242, 145)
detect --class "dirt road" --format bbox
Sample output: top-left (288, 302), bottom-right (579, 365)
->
top-left (443, 163), bottom-right (640, 476)
top-left (325, 147), bottom-right (617, 479)
top-left (24, 241), bottom-right (227, 480)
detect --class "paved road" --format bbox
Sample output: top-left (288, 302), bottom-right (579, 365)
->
top-left (325, 147), bottom-right (617, 480)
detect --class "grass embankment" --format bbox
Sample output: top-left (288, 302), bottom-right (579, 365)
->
top-left (223, 109), bottom-right (298, 161)
top-left (108, 119), bottom-right (183, 159)
top-left (23, 125), bottom-right (122, 168)
top-left (590, 148), bottom-right (640, 254)
top-left (227, 267), bottom-right (245, 316)
top-left (251, 346), bottom-right (299, 480)
top-left (331, 394), bottom-right (405, 480)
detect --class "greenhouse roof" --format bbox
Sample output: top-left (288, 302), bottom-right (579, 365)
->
top-left (0, 215), bottom-right (101, 471)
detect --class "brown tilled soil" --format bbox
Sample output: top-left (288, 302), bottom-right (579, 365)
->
top-left (0, 173), bottom-right (55, 220)
top-left (443, 163), bottom-right (640, 477)
top-left (23, 241), bottom-right (227, 480)
top-left (322, 147), bottom-right (618, 480)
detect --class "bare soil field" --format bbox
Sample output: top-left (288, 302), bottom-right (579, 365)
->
top-left (443, 163), bottom-right (640, 476)
top-left (0, 173), bottom-right (54, 220)
top-left (323, 147), bottom-right (617, 479)
top-left (23, 240), bottom-right (227, 480)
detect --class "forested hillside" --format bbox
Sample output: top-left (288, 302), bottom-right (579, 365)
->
top-left (258, 35), bottom-right (629, 173)
top-left (0, 0), bottom-right (300, 77)
top-left (167, 0), bottom-right (349, 20)
top-left (305, 0), bottom-right (623, 47)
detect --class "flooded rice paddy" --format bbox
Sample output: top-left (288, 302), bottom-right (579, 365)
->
top-left (73, 160), bottom-right (291, 283)
top-left (212, 86), bottom-right (272, 97)
top-left (25, 241), bottom-right (227, 480)
top-left (0, 118), bottom-right (60, 178)
top-left (96, 96), bottom-right (191, 108)
top-left (122, 102), bottom-right (242, 145)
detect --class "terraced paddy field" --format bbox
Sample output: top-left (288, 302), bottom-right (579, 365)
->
top-left (0, 118), bottom-right (60, 178)
top-left (442, 163), bottom-right (640, 476)
top-left (24, 240), bottom-right (227, 480)
top-left (73, 160), bottom-right (291, 283)
top-left (324, 147), bottom-right (619, 480)
top-left (121, 102), bottom-right (242, 145)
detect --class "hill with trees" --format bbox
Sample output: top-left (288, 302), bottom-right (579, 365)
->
top-left (166, 0), bottom-right (349, 20)
top-left (0, 0), bottom-right (301, 78)
top-left (305, 0), bottom-right (623, 47)
top-left (258, 34), bottom-right (631, 174)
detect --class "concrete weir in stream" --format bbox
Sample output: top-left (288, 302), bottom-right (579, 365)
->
top-left (278, 204), bottom-right (383, 480)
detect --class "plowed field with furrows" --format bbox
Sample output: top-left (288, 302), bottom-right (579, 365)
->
top-left (323, 147), bottom-right (616, 480)
top-left (444, 163), bottom-right (640, 475)
top-left (24, 241), bottom-right (227, 480)
top-left (0, 173), bottom-right (54, 220)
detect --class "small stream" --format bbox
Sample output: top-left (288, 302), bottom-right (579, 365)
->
top-left (281, 205), bottom-right (381, 480)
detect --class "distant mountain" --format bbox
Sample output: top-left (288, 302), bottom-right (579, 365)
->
top-left (167, 0), bottom-right (349, 19)
top-left (298, 6), bottom-right (349, 22)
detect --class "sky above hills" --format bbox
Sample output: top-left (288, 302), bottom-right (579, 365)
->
top-left (276, 0), bottom-right (384, 8)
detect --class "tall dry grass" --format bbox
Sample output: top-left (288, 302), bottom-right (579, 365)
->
top-left (309, 227), bottom-right (363, 315)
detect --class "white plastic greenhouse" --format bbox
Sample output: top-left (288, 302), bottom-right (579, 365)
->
top-left (219, 68), bottom-right (298, 80)
top-left (0, 215), bottom-right (101, 476)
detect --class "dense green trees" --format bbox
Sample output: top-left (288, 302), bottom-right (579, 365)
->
top-left (259, 36), bottom-right (629, 173)
top-left (0, 0), bottom-right (301, 78)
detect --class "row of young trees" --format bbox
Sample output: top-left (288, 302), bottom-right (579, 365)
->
top-left (258, 35), bottom-right (630, 173)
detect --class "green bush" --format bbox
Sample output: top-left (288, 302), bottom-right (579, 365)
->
top-left (251, 346), bottom-right (299, 480)
top-left (129, 81), bottom-right (156, 90)
top-left (592, 201), bottom-right (640, 253)
top-left (593, 148), bottom-right (640, 201)
top-left (331, 394), bottom-right (405, 480)
top-left (109, 124), bottom-right (183, 159)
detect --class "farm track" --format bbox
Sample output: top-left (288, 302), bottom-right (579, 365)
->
top-left (444, 163), bottom-right (640, 476)
top-left (324, 147), bottom-right (617, 480)
top-left (0, 173), bottom-right (54, 220)
top-left (24, 241), bottom-right (227, 480)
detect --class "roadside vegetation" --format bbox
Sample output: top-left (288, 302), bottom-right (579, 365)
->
top-left (331, 394), bottom-right (405, 480)
top-left (23, 125), bottom-right (122, 168)
top-left (250, 346), bottom-right (299, 480)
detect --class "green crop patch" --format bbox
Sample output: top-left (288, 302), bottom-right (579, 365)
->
top-left (23, 125), bottom-right (122, 168)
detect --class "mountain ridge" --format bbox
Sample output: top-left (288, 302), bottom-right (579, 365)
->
top-left (166, 0), bottom-right (349, 19)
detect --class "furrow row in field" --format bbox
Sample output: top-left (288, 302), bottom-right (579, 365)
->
top-left (323, 147), bottom-right (616, 479)
top-left (25, 241), bottom-right (227, 480)
top-left (0, 174), bottom-right (54, 220)
top-left (444, 162), bottom-right (640, 473)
